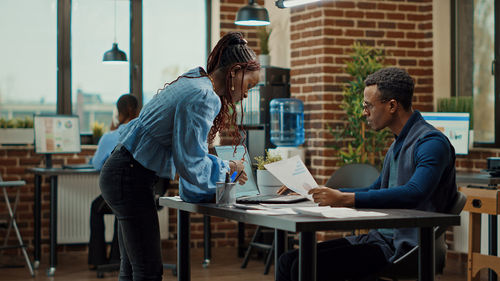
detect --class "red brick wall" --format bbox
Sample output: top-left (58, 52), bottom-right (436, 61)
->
top-left (289, 0), bottom-right (434, 183)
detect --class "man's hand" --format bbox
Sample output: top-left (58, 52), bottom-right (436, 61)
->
top-left (308, 187), bottom-right (355, 207)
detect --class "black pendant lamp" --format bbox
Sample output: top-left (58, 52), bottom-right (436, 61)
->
top-left (235, 0), bottom-right (270, 26)
top-left (103, 0), bottom-right (127, 63)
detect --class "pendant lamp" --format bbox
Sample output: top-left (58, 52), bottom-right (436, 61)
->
top-left (103, 0), bottom-right (127, 63)
top-left (235, 0), bottom-right (270, 26)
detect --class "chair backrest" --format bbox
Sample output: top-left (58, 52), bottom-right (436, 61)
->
top-left (435, 190), bottom-right (467, 237)
top-left (325, 163), bottom-right (380, 189)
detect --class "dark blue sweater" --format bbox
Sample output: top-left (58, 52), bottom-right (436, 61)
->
top-left (343, 110), bottom-right (457, 261)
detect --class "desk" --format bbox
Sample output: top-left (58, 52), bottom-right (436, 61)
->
top-left (160, 197), bottom-right (459, 281)
top-left (457, 172), bottom-right (500, 281)
top-left (27, 167), bottom-right (99, 276)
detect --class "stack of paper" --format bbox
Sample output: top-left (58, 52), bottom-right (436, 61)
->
top-left (293, 207), bottom-right (387, 218)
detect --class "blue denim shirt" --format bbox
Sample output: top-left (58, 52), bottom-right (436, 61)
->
top-left (118, 67), bottom-right (230, 202)
top-left (91, 125), bottom-right (122, 171)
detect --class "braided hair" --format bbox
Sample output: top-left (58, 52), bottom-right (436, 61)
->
top-left (206, 32), bottom-right (260, 146)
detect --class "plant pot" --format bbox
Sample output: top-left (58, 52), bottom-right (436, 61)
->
top-left (259, 54), bottom-right (270, 66)
top-left (0, 128), bottom-right (34, 145)
top-left (256, 169), bottom-right (282, 195)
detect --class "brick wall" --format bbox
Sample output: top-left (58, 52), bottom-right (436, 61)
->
top-left (289, 0), bottom-right (434, 183)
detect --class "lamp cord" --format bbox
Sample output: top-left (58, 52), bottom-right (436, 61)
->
top-left (113, 0), bottom-right (117, 43)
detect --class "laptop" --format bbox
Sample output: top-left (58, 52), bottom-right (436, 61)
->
top-left (214, 146), bottom-right (307, 204)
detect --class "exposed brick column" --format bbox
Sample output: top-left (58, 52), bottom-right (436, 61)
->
top-left (289, 0), bottom-right (434, 183)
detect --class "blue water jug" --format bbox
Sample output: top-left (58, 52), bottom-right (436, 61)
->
top-left (269, 98), bottom-right (305, 147)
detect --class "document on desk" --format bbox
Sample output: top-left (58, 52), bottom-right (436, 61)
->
top-left (264, 155), bottom-right (318, 199)
top-left (293, 207), bottom-right (387, 218)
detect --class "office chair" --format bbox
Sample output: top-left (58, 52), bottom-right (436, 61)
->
top-left (325, 163), bottom-right (380, 189)
top-left (0, 175), bottom-right (34, 277)
top-left (376, 191), bottom-right (467, 281)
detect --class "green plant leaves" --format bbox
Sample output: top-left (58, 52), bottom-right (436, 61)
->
top-left (328, 42), bottom-right (390, 168)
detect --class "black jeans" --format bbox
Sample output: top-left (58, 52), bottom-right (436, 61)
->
top-left (88, 195), bottom-right (120, 267)
top-left (277, 238), bottom-right (388, 281)
top-left (99, 145), bottom-right (162, 281)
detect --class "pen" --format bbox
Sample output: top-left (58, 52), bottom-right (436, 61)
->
top-left (233, 171), bottom-right (244, 183)
top-left (219, 173), bottom-right (230, 202)
top-left (230, 171), bottom-right (238, 182)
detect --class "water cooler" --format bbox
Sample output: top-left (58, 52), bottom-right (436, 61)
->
top-left (268, 98), bottom-right (305, 161)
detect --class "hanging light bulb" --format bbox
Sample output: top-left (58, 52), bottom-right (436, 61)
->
top-left (235, 0), bottom-right (270, 26)
top-left (103, 0), bottom-right (127, 63)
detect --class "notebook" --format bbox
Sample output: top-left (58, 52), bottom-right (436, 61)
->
top-left (214, 146), bottom-right (307, 204)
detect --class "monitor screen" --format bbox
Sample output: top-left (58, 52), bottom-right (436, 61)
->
top-left (214, 145), bottom-right (259, 198)
top-left (421, 112), bottom-right (470, 155)
top-left (34, 115), bottom-right (81, 154)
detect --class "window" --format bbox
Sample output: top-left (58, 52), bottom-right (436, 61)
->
top-left (72, 0), bottom-right (130, 133)
top-left (143, 0), bottom-right (208, 103)
top-left (0, 0), bottom-right (57, 120)
top-left (453, 0), bottom-right (500, 147)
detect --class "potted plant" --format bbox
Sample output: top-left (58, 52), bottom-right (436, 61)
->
top-left (91, 121), bottom-right (106, 145)
top-left (0, 117), bottom-right (34, 145)
top-left (257, 26), bottom-right (271, 66)
top-left (328, 42), bottom-right (390, 168)
top-left (254, 150), bottom-right (282, 195)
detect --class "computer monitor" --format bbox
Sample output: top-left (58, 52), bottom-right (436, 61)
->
top-left (421, 112), bottom-right (470, 155)
top-left (34, 115), bottom-right (81, 162)
top-left (214, 146), bottom-right (259, 198)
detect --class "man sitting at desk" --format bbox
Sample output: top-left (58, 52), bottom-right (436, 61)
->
top-left (88, 94), bottom-right (139, 269)
top-left (277, 67), bottom-right (458, 281)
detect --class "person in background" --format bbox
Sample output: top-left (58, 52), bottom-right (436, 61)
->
top-left (88, 94), bottom-right (139, 270)
top-left (277, 67), bottom-right (458, 281)
top-left (99, 31), bottom-right (259, 281)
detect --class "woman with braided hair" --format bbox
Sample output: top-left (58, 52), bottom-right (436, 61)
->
top-left (99, 32), bottom-right (260, 280)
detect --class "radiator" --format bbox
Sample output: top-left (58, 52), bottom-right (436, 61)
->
top-left (57, 174), bottom-right (169, 244)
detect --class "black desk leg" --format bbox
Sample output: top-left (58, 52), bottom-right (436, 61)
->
top-left (33, 174), bottom-right (41, 269)
top-left (178, 210), bottom-right (190, 281)
top-left (238, 222), bottom-right (245, 257)
top-left (202, 215), bottom-right (211, 268)
top-left (47, 175), bottom-right (57, 277)
top-left (274, 229), bottom-right (287, 281)
top-left (419, 227), bottom-right (435, 281)
top-left (299, 231), bottom-right (316, 281)
top-left (488, 215), bottom-right (498, 281)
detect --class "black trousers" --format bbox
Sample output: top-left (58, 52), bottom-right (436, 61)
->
top-left (88, 195), bottom-right (120, 266)
top-left (276, 238), bottom-right (388, 281)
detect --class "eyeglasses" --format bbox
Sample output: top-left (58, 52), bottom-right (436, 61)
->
top-left (362, 99), bottom-right (389, 112)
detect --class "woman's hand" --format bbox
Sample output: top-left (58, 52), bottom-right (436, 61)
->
top-left (307, 187), bottom-right (355, 207)
top-left (229, 160), bottom-right (248, 185)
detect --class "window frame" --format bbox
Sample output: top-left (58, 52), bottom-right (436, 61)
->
top-left (57, 0), bottom-right (212, 114)
top-left (451, 0), bottom-right (500, 148)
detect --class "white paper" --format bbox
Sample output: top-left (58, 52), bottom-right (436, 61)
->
top-left (293, 207), bottom-right (387, 218)
top-left (260, 201), bottom-right (319, 209)
top-left (264, 155), bottom-right (318, 199)
top-left (246, 208), bottom-right (297, 215)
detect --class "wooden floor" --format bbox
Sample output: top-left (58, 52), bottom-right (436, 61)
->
top-left (0, 248), bottom-right (489, 281)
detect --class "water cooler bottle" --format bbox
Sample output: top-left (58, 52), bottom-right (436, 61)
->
top-left (268, 98), bottom-right (305, 161)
